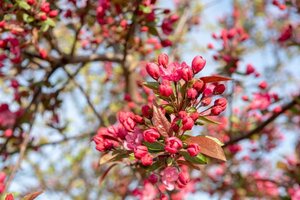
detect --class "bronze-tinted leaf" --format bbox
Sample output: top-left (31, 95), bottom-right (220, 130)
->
top-left (23, 191), bottom-right (43, 200)
top-left (200, 75), bottom-right (232, 83)
top-left (185, 136), bottom-right (226, 161)
top-left (152, 104), bottom-right (171, 138)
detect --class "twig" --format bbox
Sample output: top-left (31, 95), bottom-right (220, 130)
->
top-left (63, 67), bottom-right (104, 123)
top-left (224, 94), bottom-right (300, 147)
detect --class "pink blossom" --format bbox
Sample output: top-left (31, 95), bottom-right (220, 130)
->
top-left (160, 167), bottom-right (179, 190)
top-left (118, 111), bottom-right (136, 131)
top-left (124, 129), bottom-right (143, 150)
top-left (143, 128), bottom-right (160, 143)
top-left (159, 62), bottom-right (182, 82)
top-left (93, 128), bottom-right (119, 151)
top-left (165, 137), bottom-right (183, 154)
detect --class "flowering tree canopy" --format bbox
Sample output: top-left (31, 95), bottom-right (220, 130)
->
top-left (0, 0), bottom-right (300, 199)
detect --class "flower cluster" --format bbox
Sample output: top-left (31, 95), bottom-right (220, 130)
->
top-left (93, 54), bottom-right (229, 195)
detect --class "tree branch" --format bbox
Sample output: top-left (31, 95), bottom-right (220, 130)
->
top-left (224, 94), bottom-right (300, 147)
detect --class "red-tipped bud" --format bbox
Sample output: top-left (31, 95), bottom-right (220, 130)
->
top-left (141, 153), bottom-right (153, 166)
top-left (141, 105), bottom-right (152, 118)
top-left (143, 128), bottom-right (160, 143)
top-left (246, 64), bottom-right (255, 75)
top-left (165, 137), bottom-right (183, 154)
top-left (182, 116), bottom-right (194, 131)
top-left (159, 81), bottom-right (173, 97)
top-left (146, 62), bottom-right (160, 80)
top-left (187, 143), bottom-right (200, 157)
top-left (259, 81), bottom-right (268, 89)
top-left (177, 172), bottom-right (190, 188)
top-left (192, 56), bottom-right (206, 74)
top-left (158, 53), bottom-right (169, 66)
top-left (190, 112), bottom-right (199, 121)
top-left (49, 10), bottom-right (59, 18)
top-left (214, 98), bottom-right (227, 107)
top-left (211, 105), bottom-right (225, 115)
top-left (180, 62), bottom-right (193, 81)
top-left (134, 145), bottom-right (148, 159)
top-left (193, 79), bottom-right (204, 91)
top-left (201, 97), bottom-right (212, 106)
top-left (187, 88), bottom-right (197, 99)
top-left (213, 84), bottom-right (226, 95)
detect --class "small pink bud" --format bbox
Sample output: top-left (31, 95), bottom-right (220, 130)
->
top-left (201, 97), bottom-right (212, 106)
top-left (258, 81), bottom-right (268, 89)
top-left (146, 62), bottom-right (160, 80)
top-left (49, 10), bottom-right (59, 18)
top-left (165, 137), bottom-right (183, 154)
top-left (180, 62), bottom-right (193, 81)
top-left (141, 153), bottom-right (153, 166)
top-left (177, 172), bottom-right (190, 188)
top-left (39, 48), bottom-right (47, 59)
top-left (187, 88), bottom-right (197, 99)
top-left (246, 64), bottom-right (255, 75)
top-left (159, 81), bottom-right (173, 97)
top-left (187, 143), bottom-right (200, 157)
top-left (4, 129), bottom-right (13, 137)
top-left (27, 0), bottom-right (35, 5)
top-left (213, 84), bottom-right (226, 95)
top-left (134, 145), bottom-right (148, 159)
top-left (158, 53), bottom-right (169, 66)
top-left (148, 174), bottom-right (158, 184)
top-left (193, 79), bottom-right (204, 91)
top-left (143, 128), bottom-right (160, 143)
top-left (192, 56), bottom-right (206, 74)
top-left (211, 105), bottom-right (225, 115)
top-left (141, 105), bottom-right (152, 118)
top-left (182, 116), bottom-right (194, 131)
top-left (214, 98), bottom-right (227, 107)
top-left (39, 13), bottom-right (47, 21)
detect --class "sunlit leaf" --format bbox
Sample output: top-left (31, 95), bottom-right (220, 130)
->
top-left (152, 103), bottom-right (171, 138)
top-left (185, 136), bottom-right (226, 161)
top-left (200, 75), bottom-right (232, 83)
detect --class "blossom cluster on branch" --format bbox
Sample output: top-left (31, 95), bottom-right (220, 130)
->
top-left (93, 53), bottom-right (230, 197)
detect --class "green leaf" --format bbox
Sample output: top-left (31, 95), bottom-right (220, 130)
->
top-left (139, 5), bottom-right (152, 14)
top-left (163, 104), bottom-right (175, 114)
top-left (149, 27), bottom-right (159, 36)
top-left (23, 13), bottom-right (34, 23)
top-left (187, 107), bottom-right (197, 113)
top-left (180, 151), bottom-right (207, 164)
top-left (143, 82), bottom-right (159, 90)
top-left (41, 23), bottom-right (49, 32)
top-left (45, 18), bottom-right (56, 27)
top-left (143, 141), bottom-right (164, 152)
top-left (197, 116), bottom-right (220, 125)
top-left (17, 0), bottom-right (31, 10)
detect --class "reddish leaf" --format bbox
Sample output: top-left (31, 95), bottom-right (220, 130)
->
top-left (152, 103), bottom-right (171, 138)
top-left (23, 191), bottom-right (43, 200)
top-left (200, 75), bottom-right (232, 83)
top-left (185, 136), bottom-right (226, 161)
